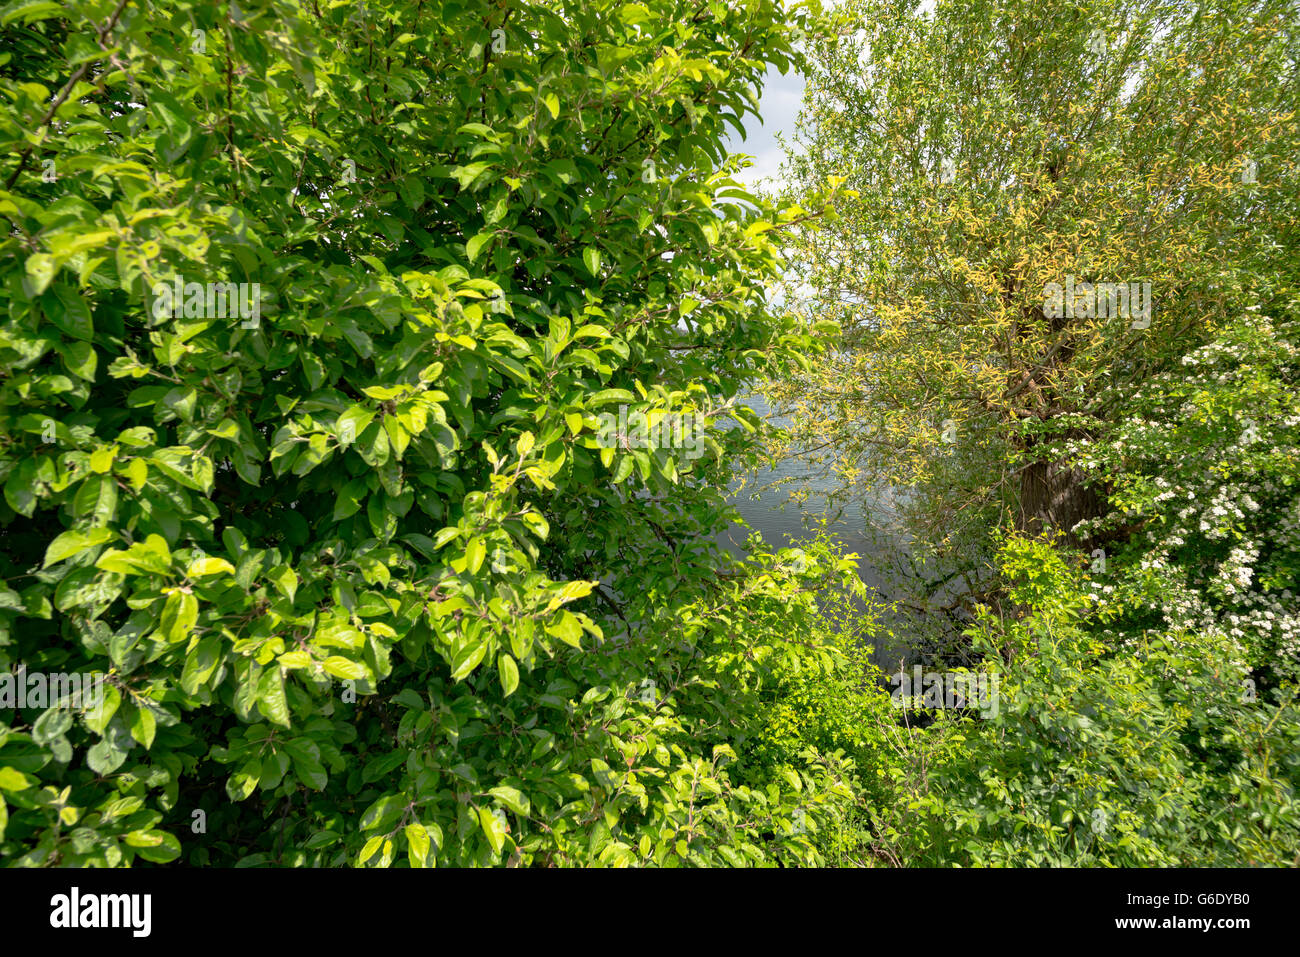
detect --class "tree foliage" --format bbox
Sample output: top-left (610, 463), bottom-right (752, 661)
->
top-left (757, 0), bottom-right (1300, 867)
top-left (2, 0), bottom-right (1295, 872)
top-left (0, 0), bottom-right (887, 867)
top-left (772, 0), bottom-right (1298, 584)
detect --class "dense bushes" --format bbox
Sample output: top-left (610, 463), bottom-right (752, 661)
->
top-left (0, 0), bottom-right (882, 867)
top-left (869, 534), bottom-right (1300, 867)
top-left (746, 0), bottom-right (1300, 868)
top-left (862, 313), bottom-right (1300, 867)
top-left (2, 0), bottom-right (1295, 871)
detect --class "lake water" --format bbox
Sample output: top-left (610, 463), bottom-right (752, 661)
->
top-left (715, 392), bottom-right (909, 668)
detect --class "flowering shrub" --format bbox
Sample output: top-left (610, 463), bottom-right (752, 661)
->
top-left (869, 316), bottom-right (1300, 866)
top-left (870, 534), bottom-right (1300, 867)
top-left (1068, 315), bottom-right (1300, 682)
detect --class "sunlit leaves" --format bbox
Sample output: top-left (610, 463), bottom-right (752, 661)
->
top-left (0, 0), bottom-right (825, 870)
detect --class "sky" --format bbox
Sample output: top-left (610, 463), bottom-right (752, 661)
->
top-left (720, 0), bottom-right (937, 189)
top-left (721, 63), bottom-right (806, 191)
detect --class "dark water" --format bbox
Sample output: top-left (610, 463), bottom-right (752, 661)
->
top-left (715, 392), bottom-right (908, 668)
top-left (717, 393), bottom-right (879, 569)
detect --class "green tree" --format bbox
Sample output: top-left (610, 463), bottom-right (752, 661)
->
top-left (772, 0), bottom-right (1298, 615)
top-left (0, 0), bottom-right (878, 867)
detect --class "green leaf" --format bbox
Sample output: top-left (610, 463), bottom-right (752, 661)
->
top-left (545, 611), bottom-right (584, 647)
top-left (488, 785), bottom-right (530, 816)
top-left (180, 636), bottom-right (221, 694)
top-left (450, 161), bottom-right (493, 190)
top-left (613, 454), bottom-right (635, 484)
top-left (257, 666), bottom-right (291, 728)
top-left (132, 830), bottom-right (181, 863)
top-left (268, 564), bottom-right (298, 603)
top-left (96, 533), bottom-right (172, 576)
top-left (47, 285), bottom-right (94, 341)
top-left (498, 653), bottom-right (519, 696)
top-left (583, 246), bottom-right (602, 277)
top-left (61, 340), bottom-right (97, 381)
top-left (337, 405), bottom-right (377, 445)
top-left (359, 834), bottom-right (385, 865)
top-left (361, 793), bottom-right (404, 831)
top-left (450, 640), bottom-right (488, 681)
top-left (590, 389), bottom-right (635, 407)
top-left (465, 537), bottom-right (486, 574)
top-left (2, 1), bottom-right (64, 27)
top-left (323, 656), bottom-right (368, 680)
top-left (32, 706), bottom-right (73, 745)
top-left (4, 464), bottom-right (36, 517)
top-left (188, 556), bottom-right (236, 577)
top-left (129, 702), bottom-right (157, 750)
top-left (405, 822), bottom-right (431, 867)
top-left (159, 591), bottom-right (198, 643)
top-left (400, 175), bottom-right (426, 211)
top-left (477, 805), bottom-right (507, 854)
top-left (226, 760), bottom-right (261, 802)
top-left (87, 736), bottom-right (127, 775)
top-left (0, 767), bottom-right (34, 791)
top-left (43, 526), bottom-right (114, 567)
top-left (466, 231), bottom-right (492, 263)
top-left (285, 739), bottom-right (328, 790)
top-left (84, 683), bottom-right (120, 733)
top-left (25, 253), bottom-right (55, 295)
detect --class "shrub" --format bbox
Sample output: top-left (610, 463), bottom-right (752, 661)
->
top-left (872, 534), bottom-right (1300, 867)
top-left (0, 0), bottom-right (853, 867)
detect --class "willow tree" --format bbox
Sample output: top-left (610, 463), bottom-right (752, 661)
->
top-left (773, 0), bottom-right (1298, 607)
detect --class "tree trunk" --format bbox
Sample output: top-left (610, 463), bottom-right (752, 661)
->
top-left (1018, 457), bottom-right (1104, 546)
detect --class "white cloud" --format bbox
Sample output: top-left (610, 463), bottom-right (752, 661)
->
top-left (722, 65), bottom-right (805, 192)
